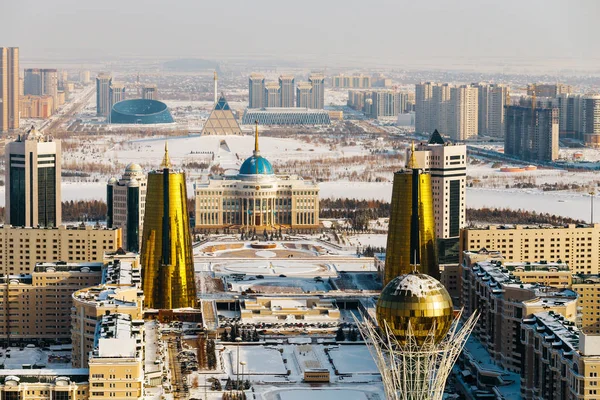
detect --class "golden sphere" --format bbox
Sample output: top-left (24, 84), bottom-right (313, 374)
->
top-left (376, 272), bottom-right (454, 345)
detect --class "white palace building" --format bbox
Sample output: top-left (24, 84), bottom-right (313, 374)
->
top-left (194, 124), bottom-right (319, 231)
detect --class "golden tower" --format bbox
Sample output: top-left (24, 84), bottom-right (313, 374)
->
top-left (141, 143), bottom-right (196, 309)
top-left (384, 143), bottom-right (438, 285)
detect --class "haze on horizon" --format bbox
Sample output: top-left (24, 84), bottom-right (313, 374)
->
top-left (2, 0), bottom-right (599, 71)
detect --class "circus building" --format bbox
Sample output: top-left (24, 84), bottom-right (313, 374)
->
top-left (194, 123), bottom-right (319, 231)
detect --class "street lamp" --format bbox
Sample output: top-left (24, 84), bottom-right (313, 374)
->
top-left (235, 336), bottom-right (242, 390)
top-left (240, 361), bottom-right (247, 391)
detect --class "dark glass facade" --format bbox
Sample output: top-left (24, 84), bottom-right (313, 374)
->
top-left (106, 185), bottom-right (113, 228)
top-left (37, 157), bottom-right (57, 227)
top-left (9, 156), bottom-right (26, 227)
top-left (126, 186), bottom-right (140, 252)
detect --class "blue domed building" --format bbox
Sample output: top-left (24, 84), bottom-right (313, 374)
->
top-left (194, 123), bottom-right (319, 230)
top-left (110, 99), bottom-right (174, 124)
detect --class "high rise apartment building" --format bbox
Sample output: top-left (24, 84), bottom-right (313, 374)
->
top-left (264, 82), bottom-right (281, 107)
top-left (415, 82), bottom-right (435, 134)
top-left (96, 73), bottom-right (112, 117)
top-left (19, 95), bottom-right (54, 119)
top-left (556, 93), bottom-right (600, 147)
top-left (474, 83), bottom-right (508, 138)
top-left (581, 94), bottom-right (600, 147)
top-left (279, 75), bottom-right (295, 107)
top-left (528, 83), bottom-right (572, 98)
top-left (109, 82), bottom-right (125, 109)
top-left (248, 73), bottom-right (265, 108)
top-left (5, 126), bottom-right (61, 228)
top-left (24, 68), bottom-right (58, 112)
top-left (0, 47), bottom-right (20, 132)
top-left (448, 85), bottom-right (478, 140)
top-left (308, 73), bottom-right (325, 109)
top-left (107, 164), bottom-right (147, 253)
top-left (331, 74), bottom-right (371, 89)
top-left (505, 104), bottom-right (559, 161)
top-left (141, 84), bottom-right (157, 100)
top-left (432, 84), bottom-right (451, 135)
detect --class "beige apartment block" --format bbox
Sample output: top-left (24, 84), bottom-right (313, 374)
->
top-left (0, 262), bottom-right (103, 342)
top-left (0, 225), bottom-right (121, 274)
top-left (572, 275), bottom-right (600, 334)
top-left (460, 224), bottom-right (600, 274)
top-left (88, 313), bottom-right (144, 400)
top-left (0, 375), bottom-right (89, 400)
top-left (461, 251), bottom-right (578, 373)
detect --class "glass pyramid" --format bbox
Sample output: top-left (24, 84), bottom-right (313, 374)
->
top-left (201, 95), bottom-right (242, 135)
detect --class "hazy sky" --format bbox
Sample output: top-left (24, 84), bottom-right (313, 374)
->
top-left (2, 0), bottom-right (599, 70)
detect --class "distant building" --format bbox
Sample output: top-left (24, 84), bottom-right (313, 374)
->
top-left (279, 75), bottom-right (295, 107)
top-left (415, 82), bottom-right (435, 134)
top-left (110, 99), bottom-right (174, 124)
top-left (528, 83), bottom-right (572, 98)
top-left (505, 104), bottom-right (559, 161)
top-left (296, 82), bottom-right (312, 108)
top-left (96, 73), bottom-right (112, 117)
top-left (107, 163), bottom-right (147, 252)
top-left (79, 70), bottom-right (90, 83)
top-left (448, 85), bottom-right (478, 140)
top-left (141, 84), bottom-right (157, 100)
top-left (242, 108), bottom-right (331, 125)
top-left (308, 73), bottom-right (325, 109)
top-left (331, 74), bottom-right (371, 89)
top-left (581, 94), bottom-right (600, 147)
top-left (24, 68), bottom-right (58, 113)
top-left (370, 90), bottom-right (409, 119)
top-left (474, 83), bottom-right (508, 138)
top-left (248, 73), bottom-right (265, 108)
top-left (109, 81), bottom-right (126, 119)
top-left (19, 95), bottom-right (54, 119)
top-left (264, 82), bottom-right (281, 107)
top-left (0, 47), bottom-right (19, 132)
top-left (5, 126), bottom-right (61, 228)
top-left (201, 94), bottom-right (242, 135)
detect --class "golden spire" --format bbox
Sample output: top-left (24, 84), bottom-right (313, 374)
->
top-left (214, 70), bottom-right (218, 80)
top-left (406, 141), bottom-right (417, 169)
top-left (254, 120), bottom-right (260, 155)
top-left (160, 141), bottom-right (172, 169)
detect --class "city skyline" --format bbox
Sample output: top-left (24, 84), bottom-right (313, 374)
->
top-left (2, 1), bottom-right (599, 71)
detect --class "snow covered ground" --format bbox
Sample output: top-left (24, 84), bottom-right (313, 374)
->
top-left (328, 346), bottom-right (379, 374)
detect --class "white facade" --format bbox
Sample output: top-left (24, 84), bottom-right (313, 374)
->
top-left (413, 137), bottom-right (466, 239)
top-left (449, 85), bottom-right (478, 140)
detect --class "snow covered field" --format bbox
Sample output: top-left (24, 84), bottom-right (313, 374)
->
top-left (228, 346), bottom-right (287, 375)
top-left (328, 346), bottom-right (379, 374)
top-left (278, 390), bottom-right (368, 400)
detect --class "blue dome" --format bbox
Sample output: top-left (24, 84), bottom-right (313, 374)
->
top-left (239, 155), bottom-right (274, 175)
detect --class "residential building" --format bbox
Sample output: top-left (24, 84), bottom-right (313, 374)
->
top-left (449, 85), bottom-right (478, 140)
top-left (0, 47), bottom-right (19, 131)
top-left (88, 313), bottom-right (144, 400)
top-left (505, 104), bottom-right (559, 161)
top-left (384, 144), bottom-right (438, 284)
top-left (108, 82), bottom-right (126, 119)
top-left (107, 164), bottom-right (147, 253)
top-left (296, 82), bottom-right (312, 108)
top-left (460, 251), bottom-right (578, 373)
top-left (0, 374), bottom-right (89, 400)
top-left (370, 90), bottom-right (407, 119)
top-left (0, 262), bottom-right (103, 343)
top-left (248, 73), bottom-right (265, 108)
top-left (581, 94), bottom-right (600, 147)
top-left (140, 145), bottom-right (196, 310)
top-left (19, 95), bottom-right (54, 119)
top-left (432, 83), bottom-right (451, 136)
top-left (528, 83), bottom-right (572, 98)
top-left (331, 74), bottom-right (371, 89)
top-left (0, 224), bottom-right (121, 274)
top-left (24, 69), bottom-right (58, 112)
top-left (264, 82), bottom-right (281, 107)
top-left (5, 126), bottom-right (61, 228)
top-left (475, 83), bottom-right (508, 138)
top-left (415, 82), bottom-right (435, 134)
top-left (459, 224), bottom-right (600, 274)
top-left (80, 70), bottom-right (91, 84)
top-left (308, 73), bottom-right (325, 109)
top-left (279, 75), bottom-right (295, 107)
top-left (572, 275), bottom-right (600, 334)
top-left (96, 73), bottom-right (112, 117)
top-left (195, 124), bottom-right (319, 229)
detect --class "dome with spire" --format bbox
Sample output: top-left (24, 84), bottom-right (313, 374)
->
top-left (238, 122), bottom-right (274, 176)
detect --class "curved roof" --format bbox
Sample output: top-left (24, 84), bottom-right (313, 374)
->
top-left (239, 155), bottom-right (274, 175)
top-left (125, 162), bottom-right (143, 173)
top-left (110, 99), bottom-right (174, 124)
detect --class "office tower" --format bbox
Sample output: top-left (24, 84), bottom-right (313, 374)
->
top-left (308, 73), bottom-right (325, 109)
top-left (432, 83), bottom-right (451, 135)
top-left (505, 105), bottom-right (559, 161)
top-left (142, 84), bottom-right (157, 100)
top-left (79, 70), bottom-right (90, 84)
top-left (4, 126), bottom-right (61, 227)
top-left (248, 73), bottom-right (265, 108)
top-left (384, 144), bottom-right (438, 285)
top-left (264, 82), bottom-right (281, 107)
top-left (448, 85), bottom-right (478, 140)
top-left (96, 73), bottom-right (112, 117)
top-left (581, 95), bottom-right (600, 147)
top-left (296, 82), bottom-right (312, 108)
top-left (140, 144), bottom-right (196, 309)
top-left (109, 81), bottom-right (126, 111)
top-left (279, 75), bottom-right (295, 107)
top-left (415, 82), bottom-right (435, 134)
top-left (0, 47), bottom-right (19, 132)
top-left (107, 164), bottom-right (147, 252)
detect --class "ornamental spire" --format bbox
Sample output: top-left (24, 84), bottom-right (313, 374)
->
top-left (406, 141), bottom-right (417, 169)
top-left (160, 141), bottom-right (171, 169)
top-left (254, 120), bottom-right (260, 156)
